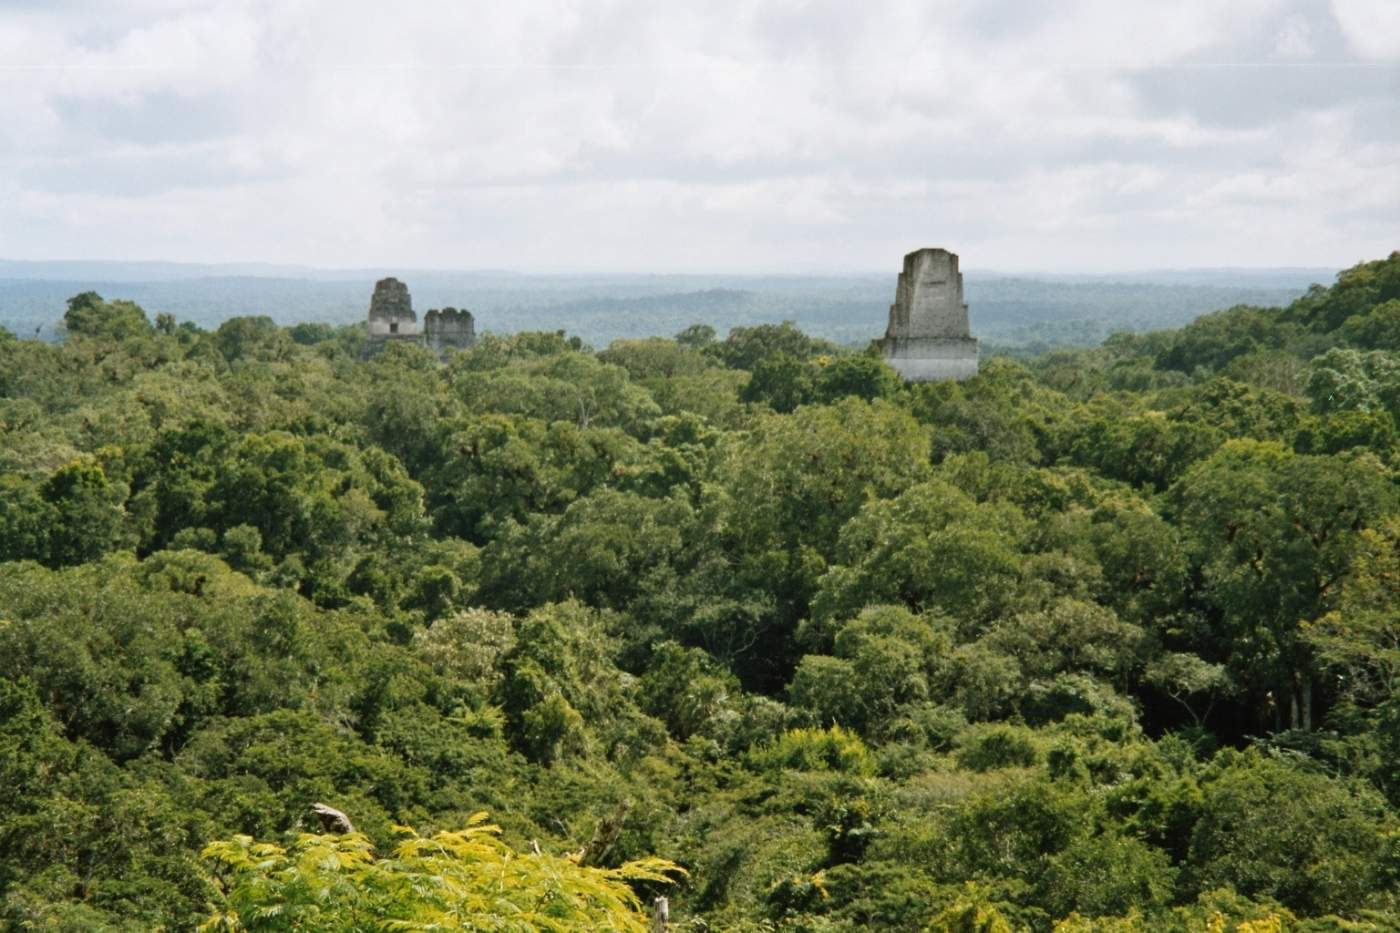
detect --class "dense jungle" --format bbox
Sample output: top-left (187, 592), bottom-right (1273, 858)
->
top-left (2, 252), bottom-right (1400, 931)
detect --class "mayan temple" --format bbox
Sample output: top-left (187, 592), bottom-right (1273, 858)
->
top-left (877, 248), bottom-right (979, 381)
top-left (364, 277), bottom-right (475, 355)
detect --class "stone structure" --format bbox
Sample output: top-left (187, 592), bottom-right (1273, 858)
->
top-left (367, 277), bottom-right (418, 340)
top-left (365, 277), bottom-right (475, 355)
top-left (424, 307), bottom-right (475, 352)
top-left (878, 248), bottom-right (979, 381)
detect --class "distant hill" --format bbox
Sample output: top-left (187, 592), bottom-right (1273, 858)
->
top-left (0, 261), bottom-right (1335, 349)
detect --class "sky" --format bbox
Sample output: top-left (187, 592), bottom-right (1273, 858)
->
top-left (0, 0), bottom-right (1397, 274)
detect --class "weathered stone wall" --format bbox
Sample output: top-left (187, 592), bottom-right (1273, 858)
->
top-left (884, 248), bottom-right (970, 340)
top-left (367, 277), bottom-right (419, 338)
top-left (424, 307), bottom-right (475, 351)
top-left (879, 248), bottom-right (979, 382)
top-left (367, 317), bottom-right (420, 337)
top-left (880, 336), bottom-right (980, 381)
top-left (363, 279), bottom-right (477, 356)
top-left (368, 278), bottom-right (413, 321)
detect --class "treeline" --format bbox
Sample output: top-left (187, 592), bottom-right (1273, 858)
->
top-left (0, 256), bottom-right (1397, 930)
top-left (0, 270), bottom-right (1313, 352)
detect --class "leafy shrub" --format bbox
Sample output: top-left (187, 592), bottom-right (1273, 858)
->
top-left (200, 813), bottom-right (682, 931)
top-left (956, 725), bottom-right (1042, 772)
top-left (748, 726), bottom-right (877, 776)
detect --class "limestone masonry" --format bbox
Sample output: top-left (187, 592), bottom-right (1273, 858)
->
top-left (365, 277), bottom-right (475, 354)
top-left (878, 248), bottom-right (979, 381)
top-left (367, 278), bottom-right (417, 338)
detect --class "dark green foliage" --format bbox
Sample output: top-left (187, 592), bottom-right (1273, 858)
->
top-left (212, 315), bottom-right (294, 362)
top-left (423, 414), bottom-right (651, 542)
top-left (638, 642), bottom-right (742, 742)
top-left (713, 320), bottom-right (838, 371)
top-left (1155, 305), bottom-right (1295, 374)
top-left (478, 489), bottom-right (694, 611)
top-left (3, 263), bottom-right (1400, 928)
top-left (1170, 440), bottom-right (1395, 719)
top-left (41, 456), bottom-right (131, 566)
top-left (814, 478), bottom-right (1025, 628)
top-left (0, 473), bottom-right (52, 562)
top-left (740, 351), bottom-right (815, 412)
top-left (1292, 251), bottom-right (1400, 333)
top-left (813, 352), bottom-right (901, 404)
top-left (1037, 831), bottom-right (1176, 919)
top-left (740, 350), bottom-right (901, 412)
top-left (453, 349), bottom-right (660, 431)
top-left (1066, 411), bottom-right (1222, 490)
top-left (907, 357), bottom-right (1063, 465)
top-left (945, 778), bottom-right (1085, 885)
top-left (63, 291), bottom-right (153, 341)
top-left (1185, 751), bottom-right (1397, 915)
top-left (956, 726), bottom-right (1041, 772)
top-left (1338, 297), bottom-right (1400, 350)
top-left (674, 323), bottom-right (717, 349)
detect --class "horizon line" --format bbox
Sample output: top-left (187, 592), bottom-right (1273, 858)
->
top-left (0, 257), bottom-right (1344, 281)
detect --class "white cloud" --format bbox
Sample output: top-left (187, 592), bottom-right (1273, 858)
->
top-left (0, 0), bottom-right (1394, 271)
top-left (1272, 14), bottom-right (1315, 59)
top-left (1331, 0), bottom-right (1400, 59)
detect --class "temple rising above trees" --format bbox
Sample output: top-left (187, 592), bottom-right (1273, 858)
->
top-left (878, 248), bottom-right (979, 381)
top-left (365, 277), bottom-right (475, 355)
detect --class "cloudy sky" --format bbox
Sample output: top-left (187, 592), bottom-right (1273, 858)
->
top-left (1, 0), bottom-right (1396, 273)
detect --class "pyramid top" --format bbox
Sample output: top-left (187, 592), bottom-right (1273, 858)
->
top-left (368, 277), bottom-right (415, 322)
top-left (883, 248), bottom-right (970, 341)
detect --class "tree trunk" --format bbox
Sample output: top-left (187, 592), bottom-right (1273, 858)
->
top-left (578, 799), bottom-right (631, 868)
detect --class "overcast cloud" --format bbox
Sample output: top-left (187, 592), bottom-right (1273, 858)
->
top-left (0, 0), bottom-right (1396, 272)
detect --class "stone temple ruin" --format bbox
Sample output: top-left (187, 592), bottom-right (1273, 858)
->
top-left (878, 248), bottom-right (979, 381)
top-left (365, 277), bottom-right (475, 354)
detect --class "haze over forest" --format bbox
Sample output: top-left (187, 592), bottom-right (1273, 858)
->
top-left (0, 260), bottom-right (1335, 351)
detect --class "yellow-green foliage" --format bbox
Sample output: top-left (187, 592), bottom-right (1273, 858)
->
top-left (1052, 908), bottom-right (1299, 932)
top-left (1206, 916), bottom-right (1289, 933)
top-left (1053, 913), bottom-right (1147, 931)
top-left (200, 811), bottom-right (682, 931)
top-left (925, 892), bottom-right (1014, 933)
top-left (747, 725), bottom-right (877, 775)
